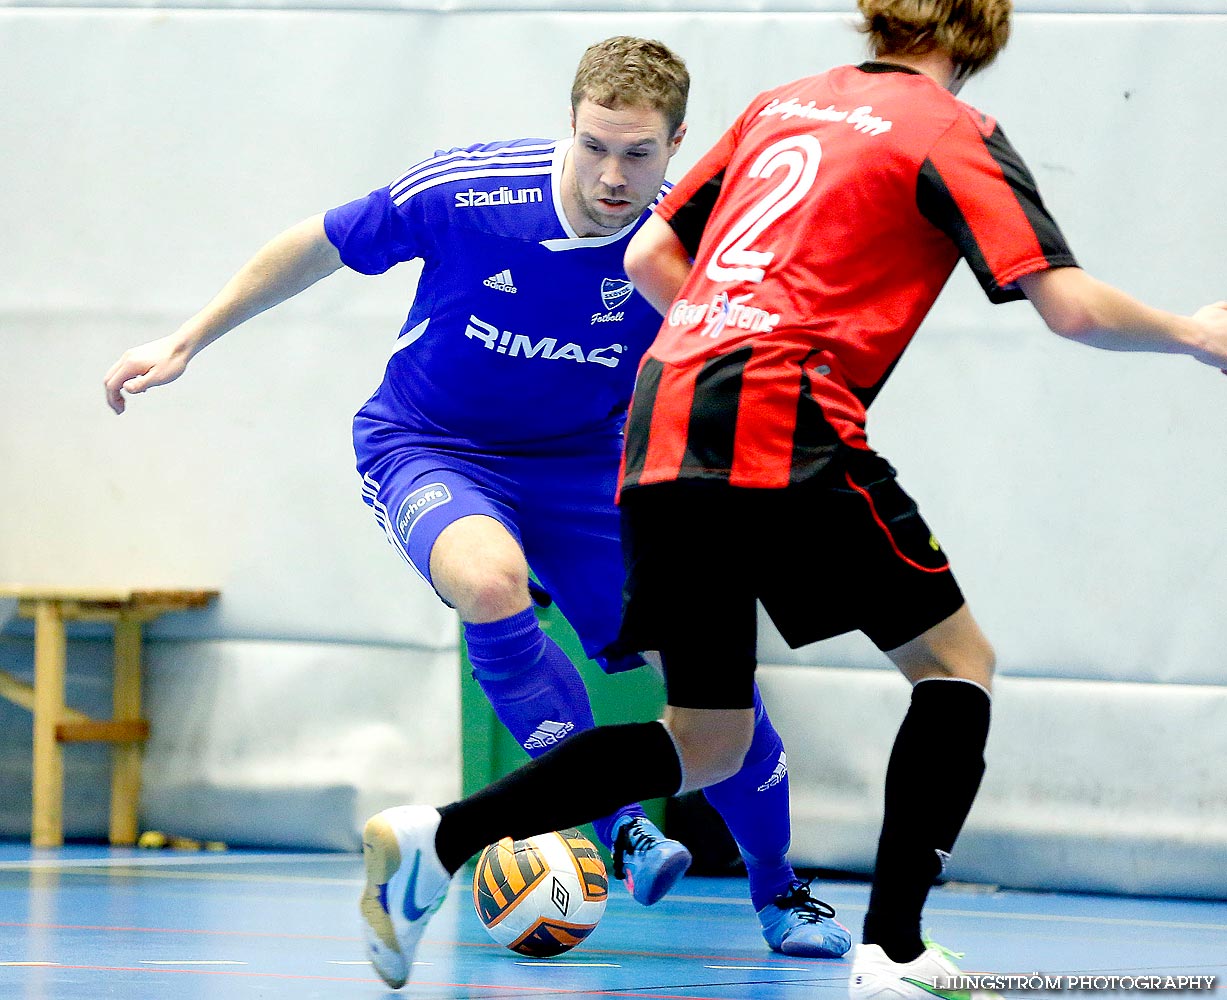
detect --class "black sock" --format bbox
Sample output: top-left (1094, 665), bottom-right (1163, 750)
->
top-left (434, 721), bottom-right (682, 875)
top-left (863, 678), bottom-right (991, 964)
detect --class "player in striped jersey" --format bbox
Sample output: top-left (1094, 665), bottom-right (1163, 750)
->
top-left (327, 4), bottom-right (1227, 996)
top-left (102, 35), bottom-right (851, 988)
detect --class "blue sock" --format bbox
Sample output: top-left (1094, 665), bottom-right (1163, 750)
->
top-left (703, 684), bottom-right (796, 911)
top-left (464, 607), bottom-right (642, 849)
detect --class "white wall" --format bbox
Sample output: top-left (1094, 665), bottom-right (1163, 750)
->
top-left (1, 3), bottom-right (1224, 886)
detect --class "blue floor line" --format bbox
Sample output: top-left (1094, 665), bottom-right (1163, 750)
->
top-left (1, 848), bottom-right (1223, 999)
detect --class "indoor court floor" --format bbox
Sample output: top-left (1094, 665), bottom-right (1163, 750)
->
top-left (1, 844), bottom-right (1224, 999)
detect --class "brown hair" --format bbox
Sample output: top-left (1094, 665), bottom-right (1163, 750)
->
top-left (856, 0), bottom-right (1012, 80)
top-left (570, 36), bottom-right (690, 137)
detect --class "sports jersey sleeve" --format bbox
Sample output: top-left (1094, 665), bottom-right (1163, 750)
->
top-left (656, 118), bottom-right (743, 260)
top-left (323, 184), bottom-right (427, 276)
top-left (917, 113), bottom-right (1077, 303)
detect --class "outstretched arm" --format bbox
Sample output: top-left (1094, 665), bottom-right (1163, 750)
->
top-left (624, 214), bottom-right (693, 316)
top-left (104, 214), bottom-right (343, 413)
top-left (1019, 267), bottom-right (1227, 372)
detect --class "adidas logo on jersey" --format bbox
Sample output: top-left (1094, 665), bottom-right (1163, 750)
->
top-left (756, 751), bottom-right (788, 792)
top-left (483, 269), bottom-right (518, 294)
top-left (523, 720), bottom-right (575, 750)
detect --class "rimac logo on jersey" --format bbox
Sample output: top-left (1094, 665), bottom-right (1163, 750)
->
top-left (396, 483), bottom-right (452, 542)
top-left (455, 186), bottom-right (544, 208)
top-left (464, 315), bottom-right (626, 367)
top-left (593, 278), bottom-right (633, 325)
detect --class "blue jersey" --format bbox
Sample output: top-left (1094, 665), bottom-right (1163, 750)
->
top-left (325, 138), bottom-right (669, 452)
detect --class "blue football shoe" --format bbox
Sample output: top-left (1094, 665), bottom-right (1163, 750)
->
top-left (360, 805), bottom-right (453, 989)
top-left (758, 878), bottom-right (852, 958)
top-left (611, 815), bottom-right (692, 906)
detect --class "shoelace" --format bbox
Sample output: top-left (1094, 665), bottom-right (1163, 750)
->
top-left (772, 877), bottom-right (837, 922)
top-left (612, 819), bottom-right (657, 880)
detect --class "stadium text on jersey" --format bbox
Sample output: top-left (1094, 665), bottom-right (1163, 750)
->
top-left (454, 186), bottom-right (545, 208)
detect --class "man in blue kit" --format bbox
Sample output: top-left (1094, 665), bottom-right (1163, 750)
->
top-left (102, 36), bottom-right (850, 972)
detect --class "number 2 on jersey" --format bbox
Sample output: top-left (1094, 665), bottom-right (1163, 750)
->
top-left (705, 134), bottom-right (822, 285)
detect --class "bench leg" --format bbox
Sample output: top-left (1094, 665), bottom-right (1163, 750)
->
top-left (32, 600), bottom-right (66, 848)
top-left (109, 617), bottom-right (144, 846)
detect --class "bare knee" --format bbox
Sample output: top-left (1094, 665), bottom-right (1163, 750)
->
top-left (937, 639), bottom-right (996, 693)
top-left (449, 564), bottom-right (529, 622)
top-left (962, 633), bottom-right (996, 687)
top-left (887, 604), bottom-right (996, 692)
top-left (430, 516), bottom-right (530, 622)
top-left (662, 706), bottom-right (755, 792)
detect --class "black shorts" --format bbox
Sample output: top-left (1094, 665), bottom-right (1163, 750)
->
top-left (612, 452), bottom-right (965, 709)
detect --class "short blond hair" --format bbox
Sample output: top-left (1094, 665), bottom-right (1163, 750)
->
top-left (571, 36), bottom-right (689, 137)
top-left (857, 0), bottom-right (1012, 80)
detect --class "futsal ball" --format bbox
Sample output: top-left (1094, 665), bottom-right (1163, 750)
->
top-left (472, 829), bottom-right (608, 957)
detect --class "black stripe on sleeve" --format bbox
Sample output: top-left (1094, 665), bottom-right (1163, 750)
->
top-left (983, 124), bottom-right (1077, 268)
top-left (683, 345), bottom-right (752, 480)
top-left (621, 357), bottom-right (664, 489)
top-left (918, 124), bottom-right (1078, 304)
top-left (916, 157), bottom-right (1004, 299)
top-left (667, 171), bottom-right (725, 260)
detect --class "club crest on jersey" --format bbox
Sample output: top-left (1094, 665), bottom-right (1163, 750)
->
top-left (593, 278), bottom-right (632, 325)
top-left (601, 278), bottom-right (633, 311)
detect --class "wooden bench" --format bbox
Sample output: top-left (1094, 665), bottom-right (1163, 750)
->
top-left (0, 586), bottom-right (219, 847)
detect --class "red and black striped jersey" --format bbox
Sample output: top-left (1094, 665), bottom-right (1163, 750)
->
top-left (620, 62), bottom-right (1077, 492)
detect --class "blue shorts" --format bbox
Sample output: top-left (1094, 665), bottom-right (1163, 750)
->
top-left (354, 424), bottom-right (640, 673)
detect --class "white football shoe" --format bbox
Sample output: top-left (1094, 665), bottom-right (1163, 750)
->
top-left (359, 805), bottom-right (453, 989)
top-left (850, 941), bottom-right (1000, 1000)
